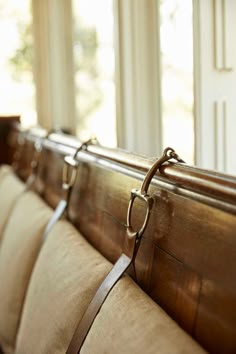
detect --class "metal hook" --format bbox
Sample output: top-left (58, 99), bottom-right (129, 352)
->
top-left (62, 137), bottom-right (98, 191)
top-left (29, 129), bottom-right (55, 173)
top-left (126, 147), bottom-right (184, 241)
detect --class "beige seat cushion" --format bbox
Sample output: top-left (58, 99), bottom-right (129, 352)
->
top-left (81, 276), bottom-right (206, 354)
top-left (15, 220), bottom-right (206, 354)
top-left (15, 220), bottom-right (112, 354)
top-left (0, 165), bottom-right (13, 181)
top-left (0, 191), bottom-right (53, 354)
top-left (0, 170), bottom-right (24, 239)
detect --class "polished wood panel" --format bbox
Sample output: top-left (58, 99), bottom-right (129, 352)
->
top-left (149, 247), bottom-right (201, 333)
top-left (0, 116), bottom-right (20, 165)
top-left (13, 127), bottom-right (236, 354)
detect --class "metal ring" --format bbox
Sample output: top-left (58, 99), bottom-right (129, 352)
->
top-left (62, 137), bottom-right (97, 190)
top-left (164, 147), bottom-right (185, 163)
top-left (12, 131), bottom-right (28, 170)
top-left (126, 189), bottom-right (154, 240)
top-left (126, 147), bottom-right (183, 242)
top-left (73, 136), bottom-right (97, 160)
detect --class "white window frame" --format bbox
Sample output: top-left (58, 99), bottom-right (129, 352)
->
top-left (193, 0), bottom-right (236, 174)
top-left (32, 0), bottom-right (76, 133)
top-left (114, 0), bottom-right (162, 157)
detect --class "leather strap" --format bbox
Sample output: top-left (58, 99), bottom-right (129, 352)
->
top-left (66, 253), bottom-right (134, 354)
top-left (41, 138), bottom-right (97, 243)
top-left (67, 233), bottom-right (138, 354)
top-left (23, 171), bottom-right (38, 192)
top-left (42, 199), bottom-right (68, 242)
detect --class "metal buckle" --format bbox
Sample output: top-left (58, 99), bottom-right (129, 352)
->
top-left (12, 131), bottom-right (28, 170)
top-left (30, 138), bottom-right (43, 170)
top-left (62, 137), bottom-right (97, 191)
top-left (127, 189), bottom-right (154, 240)
top-left (62, 155), bottom-right (79, 190)
top-left (126, 147), bottom-right (184, 241)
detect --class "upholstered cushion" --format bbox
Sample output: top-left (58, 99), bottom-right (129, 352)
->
top-left (15, 220), bottom-right (112, 354)
top-left (0, 192), bottom-right (53, 354)
top-left (0, 170), bottom-right (24, 239)
top-left (81, 276), bottom-right (206, 354)
top-left (15, 219), bottom-right (205, 354)
top-left (0, 165), bottom-right (13, 181)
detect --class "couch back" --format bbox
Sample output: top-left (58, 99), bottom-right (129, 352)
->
top-left (11, 127), bottom-right (236, 354)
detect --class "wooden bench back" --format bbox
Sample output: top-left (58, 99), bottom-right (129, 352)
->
top-left (0, 116), bottom-right (20, 165)
top-left (12, 128), bottom-right (236, 354)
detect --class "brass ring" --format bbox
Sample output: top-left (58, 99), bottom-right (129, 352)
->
top-left (126, 147), bottom-right (183, 241)
top-left (73, 136), bottom-right (97, 160)
top-left (62, 137), bottom-right (97, 190)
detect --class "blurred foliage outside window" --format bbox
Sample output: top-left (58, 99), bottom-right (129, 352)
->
top-left (0, 0), bottom-right (36, 127)
top-left (160, 0), bottom-right (194, 163)
top-left (73, 0), bottom-right (117, 147)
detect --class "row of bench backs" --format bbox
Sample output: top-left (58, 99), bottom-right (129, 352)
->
top-left (3, 126), bottom-right (236, 353)
top-left (0, 167), bottom-right (53, 352)
top-left (0, 165), bottom-right (205, 353)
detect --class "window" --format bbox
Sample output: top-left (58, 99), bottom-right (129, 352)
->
top-left (0, 0), bottom-right (36, 127)
top-left (72, 0), bottom-right (116, 147)
top-left (160, 0), bottom-right (194, 164)
top-left (5, 0), bottom-right (234, 174)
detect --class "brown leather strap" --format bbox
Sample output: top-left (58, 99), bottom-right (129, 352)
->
top-left (66, 253), bottom-right (133, 354)
top-left (23, 172), bottom-right (38, 192)
top-left (42, 199), bottom-right (67, 242)
top-left (41, 139), bottom-right (97, 243)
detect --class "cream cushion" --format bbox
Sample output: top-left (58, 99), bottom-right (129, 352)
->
top-left (0, 191), bottom-right (53, 354)
top-left (0, 165), bottom-right (13, 181)
top-left (81, 276), bottom-right (206, 354)
top-left (15, 220), bottom-right (112, 354)
top-left (0, 169), bottom-right (24, 239)
top-left (15, 220), bottom-right (206, 354)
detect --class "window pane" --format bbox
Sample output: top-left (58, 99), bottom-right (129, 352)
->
top-left (160, 0), bottom-right (194, 163)
top-left (72, 0), bottom-right (116, 147)
top-left (0, 0), bottom-right (36, 127)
